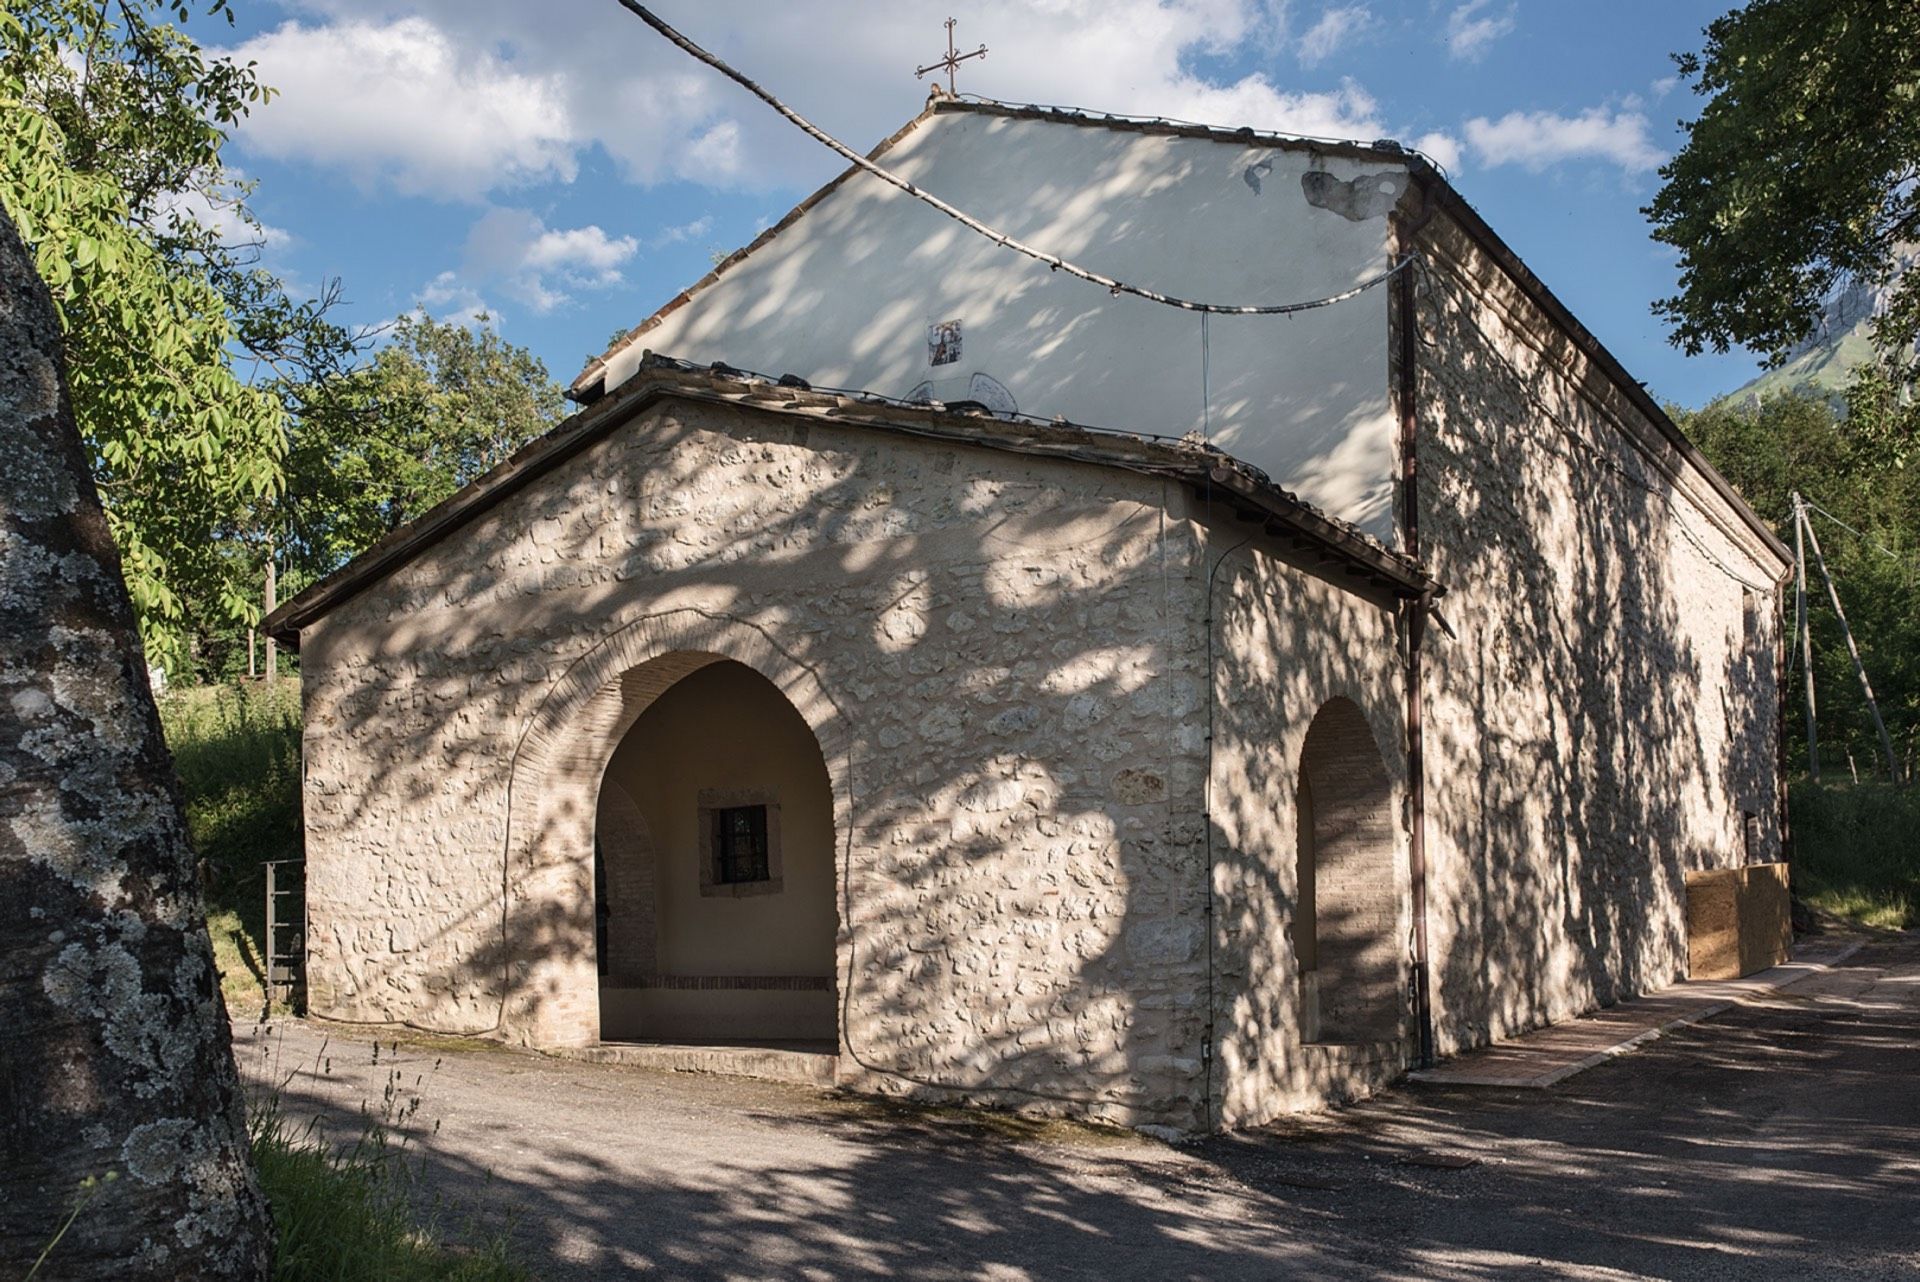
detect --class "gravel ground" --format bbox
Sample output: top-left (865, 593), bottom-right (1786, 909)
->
top-left (234, 932), bottom-right (1920, 1280)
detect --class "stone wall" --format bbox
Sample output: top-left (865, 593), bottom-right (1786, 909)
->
top-left (1206, 543), bottom-right (1409, 1129)
top-left (293, 207), bottom-right (1788, 1128)
top-left (1410, 212), bottom-right (1786, 1055)
top-left (298, 395), bottom-right (1242, 1128)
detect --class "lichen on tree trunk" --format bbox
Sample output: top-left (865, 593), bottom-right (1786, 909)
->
top-left (0, 213), bottom-right (270, 1275)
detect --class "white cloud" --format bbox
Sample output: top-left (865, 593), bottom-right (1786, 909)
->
top-left (151, 182), bottom-right (294, 254)
top-left (455, 208), bottom-right (639, 314)
top-left (651, 216), bottom-right (715, 249)
top-left (221, 18), bottom-right (577, 198)
top-left (223, 2), bottom-right (1414, 199)
top-left (1463, 107), bottom-right (1664, 172)
top-left (1444, 0), bottom-right (1515, 62)
top-left (1412, 130), bottom-right (1463, 176)
top-left (1298, 6), bottom-right (1372, 67)
top-left (417, 270), bottom-right (495, 327)
top-left (522, 225), bottom-right (637, 281)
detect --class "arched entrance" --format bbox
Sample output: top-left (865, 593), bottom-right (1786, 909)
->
top-left (499, 610), bottom-right (852, 1050)
top-left (595, 660), bottom-right (837, 1043)
top-left (1295, 697), bottom-right (1403, 1045)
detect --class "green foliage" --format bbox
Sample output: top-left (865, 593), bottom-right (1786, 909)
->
top-left (1648, 0), bottom-right (1920, 357)
top-left (159, 678), bottom-right (302, 1006)
top-left (0, 5), bottom-right (566, 675)
top-left (251, 1066), bottom-right (526, 1280)
top-left (1681, 390), bottom-right (1920, 777)
top-left (279, 312), bottom-right (566, 582)
top-left (1788, 778), bottom-right (1920, 927)
top-left (0, 1), bottom-right (359, 672)
top-left (1648, 0), bottom-right (1920, 451)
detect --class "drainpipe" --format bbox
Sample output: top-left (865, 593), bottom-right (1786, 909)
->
top-left (1395, 193), bottom-right (1437, 1071)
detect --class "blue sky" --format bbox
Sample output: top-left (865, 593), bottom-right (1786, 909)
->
top-left (188, 0), bottom-right (1764, 408)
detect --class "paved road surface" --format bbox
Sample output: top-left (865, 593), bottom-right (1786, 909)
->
top-left (234, 933), bottom-right (1920, 1279)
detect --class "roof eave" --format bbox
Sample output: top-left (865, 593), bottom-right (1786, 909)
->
top-left (266, 367), bottom-right (1432, 649)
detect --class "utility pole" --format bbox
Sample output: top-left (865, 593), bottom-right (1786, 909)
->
top-left (1792, 493), bottom-right (1818, 780)
top-left (1799, 496), bottom-right (1898, 781)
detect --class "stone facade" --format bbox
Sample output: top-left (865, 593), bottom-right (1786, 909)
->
top-left (1409, 210), bottom-right (1785, 1055)
top-left (280, 124), bottom-right (1790, 1136)
top-left (1207, 547), bottom-right (1408, 1127)
top-left (297, 393), bottom-right (1408, 1131)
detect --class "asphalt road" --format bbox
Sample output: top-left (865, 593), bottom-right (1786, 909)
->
top-left (234, 932), bottom-right (1920, 1280)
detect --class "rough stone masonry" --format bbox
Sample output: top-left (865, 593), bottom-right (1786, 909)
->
top-left (268, 117), bottom-right (1788, 1135)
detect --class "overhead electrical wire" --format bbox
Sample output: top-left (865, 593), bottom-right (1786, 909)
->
top-left (1801, 495), bottom-right (1907, 563)
top-left (613, 0), bottom-right (1413, 316)
top-left (613, 0), bottom-right (1779, 599)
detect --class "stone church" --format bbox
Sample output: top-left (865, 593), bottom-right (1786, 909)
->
top-left (265, 96), bottom-right (1790, 1133)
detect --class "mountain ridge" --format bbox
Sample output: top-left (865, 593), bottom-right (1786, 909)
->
top-left (1719, 245), bottom-right (1917, 406)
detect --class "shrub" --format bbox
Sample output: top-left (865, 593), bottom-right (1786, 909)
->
top-left (1789, 778), bottom-right (1920, 928)
top-left (158, 678), bottom-right (303, 1007)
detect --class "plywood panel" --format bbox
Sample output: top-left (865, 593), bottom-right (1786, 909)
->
top-left (1739, 862), bottom-right (1792, 977)
top-left (1686, 863), bottom-right (1791, 980)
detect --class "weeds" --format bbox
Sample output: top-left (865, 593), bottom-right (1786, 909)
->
top-left (24, 1172), bottom-right (118, 1280)
top-left (248, 1031), bottom-right (527, 1281)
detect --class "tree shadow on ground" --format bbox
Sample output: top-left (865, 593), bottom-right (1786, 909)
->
top-left (240, 939), bottom-right (1919, 1280)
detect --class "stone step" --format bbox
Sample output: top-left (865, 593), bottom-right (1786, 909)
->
top-left (551, 1041), bottom-right (839, 1087)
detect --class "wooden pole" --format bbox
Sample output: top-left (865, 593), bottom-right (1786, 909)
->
top-left (263, 543), bottom-right (278, 682)
top-left (1801, 503), bottom-right (1898, 781)
top-left (1793, 495), bottom-right (1818, 781)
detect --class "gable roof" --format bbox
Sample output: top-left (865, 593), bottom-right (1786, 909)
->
top-left (568, 94), bottom-right (1789, 572)
top-left (568, 92), bottom-right (1420, 404)
top-left (264, 355), bottom-right (1436, 647)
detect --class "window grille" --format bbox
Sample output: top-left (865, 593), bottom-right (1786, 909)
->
top-left (714, 804), bottom-right (770, 884)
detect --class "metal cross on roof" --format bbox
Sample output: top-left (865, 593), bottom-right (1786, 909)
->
top-left (915, 17), bottom-right (986, 95)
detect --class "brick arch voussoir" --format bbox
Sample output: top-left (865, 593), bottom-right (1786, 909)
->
top-left (1300, 694), bottom-right (1393, 803)
top-left (505, 607), bottom-right (855, 876)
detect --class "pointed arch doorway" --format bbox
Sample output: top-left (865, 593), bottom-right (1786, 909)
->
top-left (594, 658), bottom-right (838, 1044)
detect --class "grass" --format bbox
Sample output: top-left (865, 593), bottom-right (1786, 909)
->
top-left (1789, 777), bottom-right (1920, 929)
top-left (158, 678), bottom-right (304, 1009)
top-left (249, 1042), bottom-right (527, 1281)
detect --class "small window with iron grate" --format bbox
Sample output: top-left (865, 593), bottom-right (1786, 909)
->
top-left (698, 789), bottom-right (783, 896)
top-left (714, 805), bottom-right (770, 885)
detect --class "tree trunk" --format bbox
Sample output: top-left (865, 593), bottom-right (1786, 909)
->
top-left (0, 214), bottom-right (270, 1273)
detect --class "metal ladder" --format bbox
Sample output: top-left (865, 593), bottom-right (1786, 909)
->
top-left (264, 858), bottom-right (306, 1009)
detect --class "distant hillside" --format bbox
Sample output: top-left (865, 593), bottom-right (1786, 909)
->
top-left (1721, 246), bottom-right (1916, 406)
